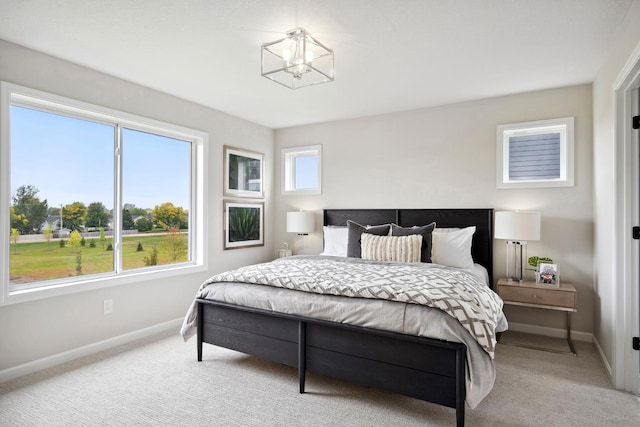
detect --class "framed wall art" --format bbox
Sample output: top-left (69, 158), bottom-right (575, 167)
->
top-left (224, 201), bottom-right (264, 249)
top-left (224, 145), bottom-right (264, 198)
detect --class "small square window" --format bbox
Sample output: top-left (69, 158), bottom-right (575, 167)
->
top-left (282, 145), bottom-right (322, 195)
top-left (497, 117), bottom-right (574, 189)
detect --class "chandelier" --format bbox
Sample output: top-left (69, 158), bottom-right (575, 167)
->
top-left (261, 28), bottom-right (334, 90)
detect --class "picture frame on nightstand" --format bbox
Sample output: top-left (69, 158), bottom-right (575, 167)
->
top-left (537, 263), bottom-right (559, 287)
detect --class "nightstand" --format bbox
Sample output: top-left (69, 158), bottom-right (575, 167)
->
top-left (496, 277), bottom-right (577, 356)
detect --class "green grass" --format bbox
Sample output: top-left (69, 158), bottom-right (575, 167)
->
top-left (9, 234), bottom-right (188, 284)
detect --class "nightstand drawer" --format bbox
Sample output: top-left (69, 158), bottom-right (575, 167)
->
top-left (498, 285), bottom-right (576, 309)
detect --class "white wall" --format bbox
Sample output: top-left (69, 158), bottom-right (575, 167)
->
top-left (275, 84), bottom-right (594, 334)
top-left (592, 0), bottom-right (640, 371)
top-left (0, 40), bottom-right (274, 371)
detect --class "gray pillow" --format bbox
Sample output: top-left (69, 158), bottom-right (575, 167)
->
top-left (391, 222), bottom-right (436, 263)
top-left (346, 220), bottom-right (391, 258)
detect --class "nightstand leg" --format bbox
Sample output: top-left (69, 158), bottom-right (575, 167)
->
top-left (566, 311), bottom-right (577, 356)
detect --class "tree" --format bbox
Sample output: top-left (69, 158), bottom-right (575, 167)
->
top-left (135, 216), bottom-right (153, 232)
top-left (43, 225), bottom-right (53, 243)
top-left (152, 202), bottom-right (188, 230)
top-left (122, 209), bottom-right (134, 230)
top-left (62, 201), bottom-right (87, 231)
top-left (143, 247), bottom-right (158, 266)
top-left (123, 204), bottom-right (147, 217)
top-left (68, 230), bottom-right (82, 250)
top-left (10, 207), bottom-right (28, 232)
top-left (98, 227), bottom-right (106, 250)
top-left (11, 185), bottom-right (48, 234)
top-left (75, 251), bottom-right (83, 275)
top-left (162, 226), bottom-right (188, 262)
top-left (85, 202), bottom-right (109, 229)
top-left (10, 228), bottom-right (20, 254)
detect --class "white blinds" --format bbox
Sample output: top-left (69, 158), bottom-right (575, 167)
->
top-left (508, 132), bottom-right (560, 181)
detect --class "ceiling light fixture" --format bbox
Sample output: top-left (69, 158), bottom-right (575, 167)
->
top-left (261, 28), bottom-right (334, 90)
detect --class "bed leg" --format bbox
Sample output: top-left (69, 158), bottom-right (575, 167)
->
top-left (456, 347), bottom-right (466, 427)
top-left (299, 321), bottom-right (306, 394)
top-left (197, 301), bottom-right (203, 362)
top-left (456, 404), bottom-right (465, 427)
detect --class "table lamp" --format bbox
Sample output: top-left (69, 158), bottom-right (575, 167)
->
top-left (494, 211), bottom-right (541, 282)
top-left (286, 211), bottom-right (315, 254)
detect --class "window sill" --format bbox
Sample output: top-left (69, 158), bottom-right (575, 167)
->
top-left (1, 263), bottom-right (207, 306)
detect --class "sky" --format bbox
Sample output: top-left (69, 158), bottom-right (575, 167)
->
top-left (294, 155), bottom-right (318, 189)
top-left (10, 106), bottom-right (190, 212)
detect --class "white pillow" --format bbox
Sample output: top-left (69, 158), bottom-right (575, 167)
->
top-left (431, 226), bottom-right (476, 269)
top-left (360, 234), bottom-right (422, 263)
top-left (320, 226), bottom-right (348, 257)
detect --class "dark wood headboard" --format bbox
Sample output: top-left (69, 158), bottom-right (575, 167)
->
top-left (323, 208), bottom-right (494, 286)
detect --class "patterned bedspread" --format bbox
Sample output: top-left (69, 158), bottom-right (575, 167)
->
top-left (199, 256), bottom-right (503, 357)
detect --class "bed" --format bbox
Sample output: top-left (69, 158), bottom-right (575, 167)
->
top-left (181, 208), bottom-right (504, 427)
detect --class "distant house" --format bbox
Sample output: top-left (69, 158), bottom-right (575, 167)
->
top-left (41, 215), bottom-right (61, 232)
top-left (132, 214), bottom-right (153, 223)
top-left (41, 216), bottom-right (70, 238)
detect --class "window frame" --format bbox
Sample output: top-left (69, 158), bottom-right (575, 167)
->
top-left (496, 117), bottom-right (574, 189)
top-left (0, 82), bottom-right (208, 305)
top-left (281, 145), bottom-right (322, 195)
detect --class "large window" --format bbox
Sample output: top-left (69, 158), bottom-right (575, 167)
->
top-left (496, 117), bottom-right (574, 189)
top-left (1, 82), bottom-right (207, 304)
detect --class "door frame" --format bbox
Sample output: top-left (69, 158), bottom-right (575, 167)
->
top-left (613, 41), bottom-right (640, 395)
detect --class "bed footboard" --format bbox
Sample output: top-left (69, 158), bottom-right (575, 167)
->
top-left (197, 299), bottom-right (467, 427)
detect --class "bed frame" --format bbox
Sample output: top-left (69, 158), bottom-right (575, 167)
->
top-left (197, 208), bottom-right (494, 427)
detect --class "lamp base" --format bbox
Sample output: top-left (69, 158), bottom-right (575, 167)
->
top-left (505, 241), bottom-right (528, 283)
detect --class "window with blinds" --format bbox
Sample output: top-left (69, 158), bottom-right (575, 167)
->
top-left (497, 117), bottom-right (574, 189)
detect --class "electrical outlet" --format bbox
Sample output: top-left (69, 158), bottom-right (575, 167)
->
top-left (103, 299), bottom-right (113, 315)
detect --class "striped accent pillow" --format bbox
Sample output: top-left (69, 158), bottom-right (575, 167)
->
top-left (360, 233), bottom-right (423, 263)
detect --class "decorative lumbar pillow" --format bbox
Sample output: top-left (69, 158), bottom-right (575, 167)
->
top-left (431, 226), bottom-right (476, 269)
top-left (361, 234), bottom-right (423, 263)
top-left (346, 221), bottom-right (391, 258)
top-left (320, 226), bottom-right (348, 257)
top-left (390, 222), bottom-right (436, 263)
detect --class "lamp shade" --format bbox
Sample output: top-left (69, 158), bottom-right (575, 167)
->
top-left (494, 211), bottom-right (541, 241)
top-left (287, 211), bottom-right (315, 234)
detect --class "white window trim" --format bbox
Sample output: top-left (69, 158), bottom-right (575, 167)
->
top-left (0, 82), bottom-right (208, 306)
top-left (281, 144), bottom-right (322, 195)
top-left (496, 117), bottom-right (574, 189)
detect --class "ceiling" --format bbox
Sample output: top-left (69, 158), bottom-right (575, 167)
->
top-left (0, 0), bottom-right (633, 129)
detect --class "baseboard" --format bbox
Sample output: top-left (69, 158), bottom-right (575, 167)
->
top-left (0, 318), bottom-right (183, 383)
top-left (592, 334), bottom-right (613, 378)
top-left (507, 321), bottom-right (593, 343)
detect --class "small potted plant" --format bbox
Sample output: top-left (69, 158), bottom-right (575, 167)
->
top-left (527, 256), bottom-right (553, 280)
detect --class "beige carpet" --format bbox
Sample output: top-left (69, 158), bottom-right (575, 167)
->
top-left (1, 330), bottom-right (638, 426)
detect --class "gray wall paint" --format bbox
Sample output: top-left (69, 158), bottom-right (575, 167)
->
top-left (592, 0), bottom-right (640, 371)
top-left (275, 84), bottom-right (594, 334)
top-left (0, 40), bottom-right (275, 371)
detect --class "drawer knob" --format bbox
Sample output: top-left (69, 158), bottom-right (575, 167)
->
top-left (532, 294), bottom-right (539, 299)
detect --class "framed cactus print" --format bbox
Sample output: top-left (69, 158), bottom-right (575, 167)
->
top-left (224, 201), bottom-right (264, 249)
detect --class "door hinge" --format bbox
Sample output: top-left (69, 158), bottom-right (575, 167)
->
top-left (633, 115), bottom-right (640, 130)
top-left (633, 337), bottom-right (640, 351)
top-left (633, 226), bottom-right (640, 240)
